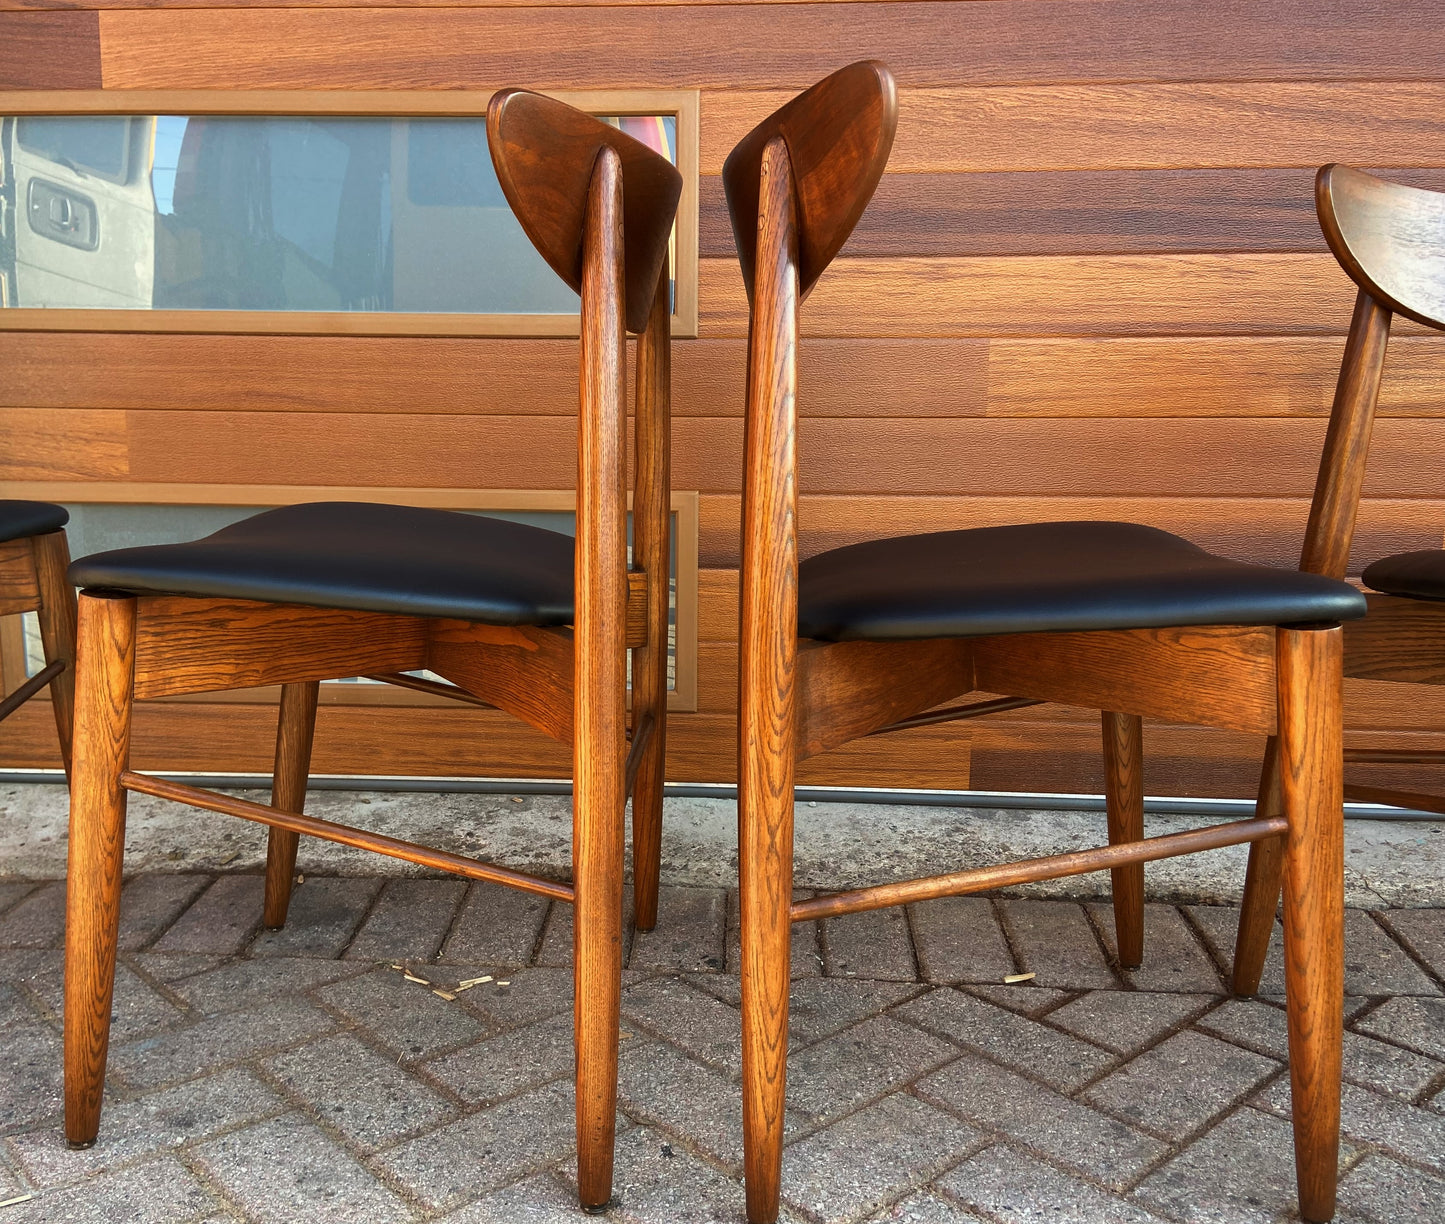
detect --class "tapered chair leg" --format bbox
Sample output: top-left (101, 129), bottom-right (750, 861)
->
top-left (1276, 627), bottom-right (1345, 1223)
top-left (1102, 711), bottom-right (1144, 968)
top-left (64, 591), bottom-right (137, 1147)
top-left (629, 668), bottom-right (666, 932)
top-left (33, 530), bottom-right (78, 779)
top-left (573, 745), bottom-right (625, 1209)
top-left (263, 681), bottom-right (320, 929)
top-left (1233, 737), bottom-right (1285, 996)
top-left (739, 779), bottom-right (794, 1224)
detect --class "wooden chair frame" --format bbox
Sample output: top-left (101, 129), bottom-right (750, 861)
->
top-left (733, 70), bottom-right (1349, 1224)
top-left (0, 527), bottom-right (76, 773)
top-left (64, 97), bottom-right (676, 1211)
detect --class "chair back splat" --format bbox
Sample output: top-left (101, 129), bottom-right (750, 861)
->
top-left (1302, 166), bottom-right (1445, 582)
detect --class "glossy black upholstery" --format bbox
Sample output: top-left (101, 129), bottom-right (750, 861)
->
top-left (1361, 550), bottom-right (1445, 603)
top-left (797, 521), bottom-right (1367, 642)
top-left (69, 501), bottom-right (576, 625)
top-left (0, 500), bottom-right (69, 545)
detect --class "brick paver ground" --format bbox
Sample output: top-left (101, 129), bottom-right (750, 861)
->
top-left (1, 874), bottom-right (1443, 1223)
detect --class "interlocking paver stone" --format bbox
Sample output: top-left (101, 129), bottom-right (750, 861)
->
top-left (1342, 910), bottom-right (1441, 996)
top-left (1048, 990), bottom-right (1212, 1055)
top-left (623, 975), bottom-right (741, 1077)
top-left (586, 1124), bottom-right (748, 1223)
top-left (107, 996), bottom-right (338, 1092)
top-left (1082, 1029), bottom-right (1278, 1140)
top-left (344, 877), bottom-right (467, 962)
top-left (917, 1051), bottom-right (1168, 1190)
top-left (4, 1155), bottom-right (221, 1224)
top-left (962, 983), bottom-right (1073, 1018)
top-left (1000, 899), bottom-right (1119, 990)
top-left (0, 980), bottom-right (39, 1030)
top-left (629, 886), bottom-right (726, 973)
top-left (1198, 997), bottom-right (1444, 1101)
top-left (0, 1024), bottom-right (62, 1130)
top-left (897, 987), bottom-right (1115, 1092)
top-left (941, 1144), bottom-right (1171, 1224)
top-left (617, 1038), bottom-right (754, 1169)
top-left (1353, 994), bottom-right (1445, 1061)
top-left (1377, 908), bottom-right (1445, 986)
top-left (1257, 1076), bottom-right (1445, 1173)
top-left (264, 1032), bottom-right (455, 1151)
top-left (7, 1067), bottom-right (285, 1187)
top-left (908, 896), bottom-right (1016, 984)
top-left (12, 952), bottom-right (183, 1042)
top-left (117, 874), bottom-right (211, 951)
top-left (0, 881), bottom-right (64, 948)
top-left (1088, 903), bottom-right (1225, 993)
top-left (427, 1009), bottom-right (575, 1105)
top-left (432, 1171), bottom-right (581, 1223)
top-left (1183, 903), bottom-right (1283, 995)
top-left (0, 880), bottom-right (38, 916)
top-left (127, 952), bottom-right (226, 984)
top-left (869, 1190), bottom-right (982, 1223)
top-left (441, 881), bottom-right (550, 967)
top-left (191, 1113), bottom-right (411, 1224)
top-left (823, 907), bottom-right (916, 982)
top-left (169, 955), bottom-right (366, 1016)
top-left (318, 965), bottom-right (490, 1062)
top-left (247, 876), bottom-right (382, 958)
top-left (690, 974), bottom-right (920, 1048)
top-left (375, 1077), bottom-right (578, 1208)
top-left (458, 967), bottom-right (578, 1030)
top-left (152, 875), bottom-right (265, 956)
top-left (1336, 1152), bottom-right (1445, 1224)
top-left (787, 1015), bottom-right (958, 1127)
top-left (782, 1092), bottom-right (981, 1223)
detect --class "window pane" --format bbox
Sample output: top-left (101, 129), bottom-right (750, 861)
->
top-left (1, 113), bottom-right (676, 316)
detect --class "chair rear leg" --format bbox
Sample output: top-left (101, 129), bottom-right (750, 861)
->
top-left (64, 592), bottom-right (136, 1147)
top-left (263, 681), bottom-right (320, 929)
top-left (573, 750), bottom-right (625, 1209)
top-left (1276, 627), bottom-right (1344, 1223)
top-left (740, 764), bottom-right (795, 1224)
top-left (33, 530), bottom-right (78, 780)
top-left (1233, 737), bottom-right (1285, 995)
top-left (630, 641), bottom-right (667, 932)
top-left (1102, 711), bottom-right (1144, 968)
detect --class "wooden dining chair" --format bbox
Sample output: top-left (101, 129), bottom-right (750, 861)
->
top-left (727, 62), bottom-right (1364, 1224)
top-left (1230, 166), bottom-right (1445, 1005)
top-left (63, 90), bottom-right (680, 1210)
top-left (0, 501), bottom-right (76, 774)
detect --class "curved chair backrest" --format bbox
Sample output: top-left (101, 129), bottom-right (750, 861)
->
top-left (723, 60), bottom-right (897, 303)
top-left (488, 89), bottom-right (683, 334)
top-left (1302, 167), bottom-right (1445, 580)
top-left (1317, 165), bottom-right (1445, 332)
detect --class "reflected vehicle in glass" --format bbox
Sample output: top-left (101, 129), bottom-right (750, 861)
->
top-left (0, 113), bottom-right (676, 315)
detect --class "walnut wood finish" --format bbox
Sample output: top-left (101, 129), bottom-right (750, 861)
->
top-left (61, 94), bottom-right (678, 1210)
top-left (729, 66), bottom-right (1350, 1224)
top-left (64, 591), bottom-right (135, 1147)
top-left (1235, 167), bottom-right (1445, 1002)
top-left (1102, 711), bottom-right (1145, 968)
top-left (262, 681), bottom-right (319, 928)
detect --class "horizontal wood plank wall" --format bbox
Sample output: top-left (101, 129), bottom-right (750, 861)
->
top-left (3, 0), bottom-right (1444, 798)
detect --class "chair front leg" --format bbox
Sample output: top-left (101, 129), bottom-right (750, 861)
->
top-left (33, 530), bottom-right (78, 779)
top-left (64, 591), bottom-right (136, 1146)
top-left (263, 681), bottom-right (320, 928)
top-left (1102, 710), bottom-right (1144, 968)
top-left (1276, 626), bottom-right (1345, 1223)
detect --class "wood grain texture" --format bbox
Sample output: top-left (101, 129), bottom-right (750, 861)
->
top-left (262, 681), bottom-right (318, 929)
top-left (426, 620), bottom-right (575, 744)
top-left (1102, 710), bottom-right (1145, 968)
top-left (93, 3), bottom-right (1445, 91)
top-left (0, 11), bottom-right (100, 87)
top-left (704, 83), bottom-right (1445, 175)
top-left (1276, 626), bottom-right (1345, 1222)
top-left (130, 597), bottom-right (429, 699)
top-left (64, 591), bottom-right (134, 1146)
top-left (702, 167), bottom-right (1445, 259)
top-left (0, 539), bottom-right (41, 613)
top-left (1344, 594), bottom-right (1445, 684)
top-left (31, 529), bottom-right (77, 775)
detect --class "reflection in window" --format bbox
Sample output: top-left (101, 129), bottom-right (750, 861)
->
top-left (1, 113), bottom-right (677, 315)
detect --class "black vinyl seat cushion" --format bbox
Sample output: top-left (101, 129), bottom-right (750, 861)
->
top-left (69, 501), bottom-right (577, 625)
top-left (1362, 550), bottom-right (1445, 602)
top-left (797, 521), bottom-right (1367, 641)
top-left (0, 500), bottom-right (68, 545)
